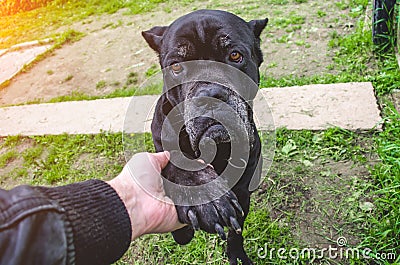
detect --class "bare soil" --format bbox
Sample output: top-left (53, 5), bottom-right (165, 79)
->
top-left (0, 0), bottom-right (361, 106)
top-left (260, 154), bottom-right (378, 252)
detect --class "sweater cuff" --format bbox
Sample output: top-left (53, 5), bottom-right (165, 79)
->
top-left (35, 180), bottom-right (132, 265)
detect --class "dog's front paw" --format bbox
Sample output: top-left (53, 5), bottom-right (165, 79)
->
top-left (175, 176), bottom-right (244, 239)
top-left (176, 193), bottom-right (243, 240)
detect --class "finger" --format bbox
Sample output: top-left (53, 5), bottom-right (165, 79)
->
top-left (151, 151), bottom-right (170, 170)
top-left (215, 223), bottom-right (226, 240)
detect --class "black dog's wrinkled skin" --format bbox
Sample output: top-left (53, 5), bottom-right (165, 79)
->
top-left (142, 10), bottom-right (267, 265)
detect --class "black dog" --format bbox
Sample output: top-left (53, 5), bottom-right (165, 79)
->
top-left (142, 9), bottom-right (267, 265)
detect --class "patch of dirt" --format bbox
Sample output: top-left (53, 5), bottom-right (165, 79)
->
top-left (391, 90), bottom-right (400, 113)
top-left (72, 152), bottom-right (124, 180)
top-left (0, 158), bottom-right (23, 188)
top-left (260, 1), bottom-right (356, 78)
top-left (260, 158), bottom-right (377, 253)
top-left (0, 138), bottom-right (36, 188)
top-left (0, 0), bottom-right (361, 106)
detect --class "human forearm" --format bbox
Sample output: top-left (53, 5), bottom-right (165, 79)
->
top-left (0, 180), bottom-right (132, 265)
top-left (35, 180), bottom-right (132, 264)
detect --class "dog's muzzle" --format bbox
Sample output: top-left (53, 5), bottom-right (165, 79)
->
top-left (183, 83), bottom-right (254, 157)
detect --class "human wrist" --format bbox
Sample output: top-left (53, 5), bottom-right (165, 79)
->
top-left (109, 152), bottom-right (184, 240)
top-left (107, 169), bottom-right (144, 240)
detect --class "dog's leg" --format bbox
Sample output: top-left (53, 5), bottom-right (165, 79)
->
top-left (226, 134), bottom-right (260, 265)
top-left (227, 188), bottom-right (253, 265)
top-left (227, 233), bottom-right (252, 265)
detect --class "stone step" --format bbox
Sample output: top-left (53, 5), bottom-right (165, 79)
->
top-left (0, 41), bottom-right (53, 86)
top-left (0, 82), bottom-right (382, 136)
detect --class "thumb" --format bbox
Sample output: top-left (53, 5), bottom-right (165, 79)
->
top-left (151, 151), bottom-right (170, 170)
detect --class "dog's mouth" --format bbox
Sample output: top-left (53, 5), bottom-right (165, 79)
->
top-left (198, 123), bottom-right (230, 147)
top-left (187, 121), bottom-right (230, 157)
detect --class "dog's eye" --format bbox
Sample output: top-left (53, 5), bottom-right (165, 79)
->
top-left (229, 51), bottom-right (242, 62)
top-left (171, 63), bottom-right (183, 73)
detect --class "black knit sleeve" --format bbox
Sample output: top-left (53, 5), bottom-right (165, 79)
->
top-left (35, 180), bottom-right (132, 265)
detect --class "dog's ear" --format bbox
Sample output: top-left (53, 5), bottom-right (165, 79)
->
top-left (142, 26), bottom-right (168, 54)
top-left (248, 18), bottom-right (268, 38)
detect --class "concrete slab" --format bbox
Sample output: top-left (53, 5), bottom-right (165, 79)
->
top-left (0, 82), bottom-right (382, 136)
top-left (0, 49), bottom-right (7, 57)
top-left (10, 39), bottom-right (52, 50)
top-left (0, 44), bottom-right (52, 86)
top-left (0, 97), bottom-right (149, 136)
top-left (255, 82), bottom-right (382, 130)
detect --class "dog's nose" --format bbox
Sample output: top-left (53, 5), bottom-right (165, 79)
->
top-left (193, 85), bottom-right (229, 110)
top-left (195, 85), bottom-right (229, 102)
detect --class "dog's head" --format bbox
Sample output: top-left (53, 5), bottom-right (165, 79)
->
top-left (143, 10), bottom-right (267, 161)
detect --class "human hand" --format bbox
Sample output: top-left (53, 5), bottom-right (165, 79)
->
top-left (107, 152), bottom-right (185, 240)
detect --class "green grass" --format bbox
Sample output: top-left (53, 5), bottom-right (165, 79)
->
top-left (0, 133), bottom-right (125, 186)
top-left (96, 80), bottom-right (107, 89)
top-left (145, 64), bottom-right (160, 78)
top-left (1, 135), bottom-right (23, 148)
top-left (364, 102), bottom-right (400, 259)
top-left (0, 150), bottom-right (18, 168)
top-left (274, 128), bottom-right (373, 163)
top-left (274, 12), bottom-right (306, 28)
